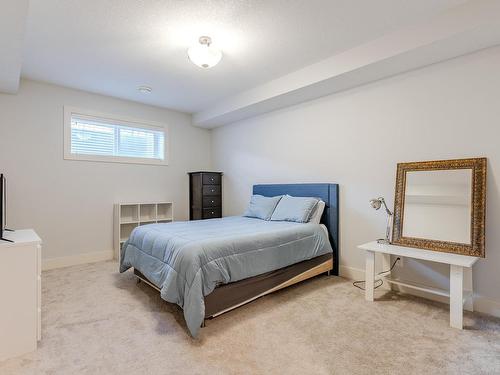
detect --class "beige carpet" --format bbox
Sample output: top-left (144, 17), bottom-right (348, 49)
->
top-left (1, 261), bottom-right (499, 375)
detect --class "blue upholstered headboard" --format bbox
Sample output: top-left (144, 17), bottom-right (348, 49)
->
top-left (252, 183), bottom-right (340, 276)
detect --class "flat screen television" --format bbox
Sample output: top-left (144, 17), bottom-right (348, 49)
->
top-left (1, 174), bottom-right (14, 242)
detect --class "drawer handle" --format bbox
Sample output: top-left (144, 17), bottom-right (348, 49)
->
top-left (211, 211), bottom-right (214, 215)
top-left (211, 200), bottom-right (214, 203)
top-left (211, 189), bottom-right (215, 193)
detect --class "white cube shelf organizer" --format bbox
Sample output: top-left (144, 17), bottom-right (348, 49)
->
top-left (114, 202), bottom-right (173, 259)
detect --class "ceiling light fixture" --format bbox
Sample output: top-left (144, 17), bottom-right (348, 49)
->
top-left (187, 36), bottom-right (222, 69)
top-left (137, 85), bottom-right (152, 94)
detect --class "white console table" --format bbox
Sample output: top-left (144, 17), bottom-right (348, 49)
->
top-left (358, 241), bottom-right (479, 329)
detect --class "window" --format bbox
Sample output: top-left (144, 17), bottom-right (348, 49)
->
top-left (64, 107), bottom-right (168, 165)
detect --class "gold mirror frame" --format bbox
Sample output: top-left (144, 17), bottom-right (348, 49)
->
top-left (392, 158), bottom-right (486, 257)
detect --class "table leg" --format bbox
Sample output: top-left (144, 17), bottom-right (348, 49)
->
top-left (450, 264), bottom-right (464, 329)
top-left (463, 267), bottom-right (474, 312)
top-left (365, 250), bottom-right (375, 301)
top-left (379, 253), bottom-right (392, 291)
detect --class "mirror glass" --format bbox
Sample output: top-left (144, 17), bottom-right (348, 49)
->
top-left (402, 169), bottom-right (472, 244)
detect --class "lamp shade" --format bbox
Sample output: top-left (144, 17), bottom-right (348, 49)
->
top-left (370, 198), bottom-right (382, 210)
top-left (188, 36), bottom-right (222, 69)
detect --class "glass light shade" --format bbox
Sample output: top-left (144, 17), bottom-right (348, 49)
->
top-left (187, 43), bottom-right (222, 69)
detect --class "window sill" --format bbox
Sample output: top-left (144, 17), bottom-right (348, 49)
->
top-left (63, 153), bottom-right (169, 166)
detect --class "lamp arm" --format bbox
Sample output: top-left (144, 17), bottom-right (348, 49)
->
top-left (379, 197), bottom-right (393, 216)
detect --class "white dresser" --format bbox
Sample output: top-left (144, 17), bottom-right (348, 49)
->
top-left (0, 229), bottom-right (42, 361)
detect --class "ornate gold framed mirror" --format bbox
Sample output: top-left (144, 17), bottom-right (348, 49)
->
top-left (392, 158), bottom-right (486, 257)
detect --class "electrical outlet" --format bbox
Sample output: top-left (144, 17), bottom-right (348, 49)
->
top-left (395, 256), bottom-right (404, 268)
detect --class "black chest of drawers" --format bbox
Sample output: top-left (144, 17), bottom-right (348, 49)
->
top-left (188, 172), bottom-right (223, 220)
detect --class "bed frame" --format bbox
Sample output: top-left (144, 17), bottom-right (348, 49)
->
top-left (134, 183), bottom-right (340, 323)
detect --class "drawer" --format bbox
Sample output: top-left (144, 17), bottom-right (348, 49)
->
top-left (203, 207), bottom-right (221, 219)
top-left (203, 185), bottom-right (221, 196)
top-left (203, 196), bottom-right (221, 208)
top-left (202, 173), bottom-right (221, 185)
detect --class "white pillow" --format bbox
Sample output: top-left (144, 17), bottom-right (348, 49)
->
top-left (308, 200), bottom-right (325, 224)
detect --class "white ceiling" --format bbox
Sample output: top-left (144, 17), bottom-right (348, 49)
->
top-left (19, 0), bottom-right (467, 113)
top-left (0, 0), bottom-right (29, 93)
top-left (194, 0), bottom-right (500, 127)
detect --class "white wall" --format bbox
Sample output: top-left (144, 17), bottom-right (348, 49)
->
top-left (0, 79), bottom-right (211, 266)
top-left (212, 46), bottom-right (500, 314)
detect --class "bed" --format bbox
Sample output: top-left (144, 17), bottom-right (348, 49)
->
top-left (120, 183), bottom-right (339, 337)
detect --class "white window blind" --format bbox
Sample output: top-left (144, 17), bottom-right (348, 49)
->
top-left (67, 112), bottom-right (166, 164)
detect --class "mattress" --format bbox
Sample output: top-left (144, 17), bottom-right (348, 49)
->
top-left (120, 216), bottom-right (332, 337)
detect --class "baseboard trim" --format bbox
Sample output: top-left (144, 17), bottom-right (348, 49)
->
top-left (340, 264), bottom-right (500, 319)
top-left (474, 295), bottom-right (500, 317)
top-left (42, 250), bottom-right (114, 271)
top-left (339, 265), bottom-right (365, 280)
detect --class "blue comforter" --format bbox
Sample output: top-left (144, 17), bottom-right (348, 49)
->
top-left (120, 216), bottom-right (332, 337)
